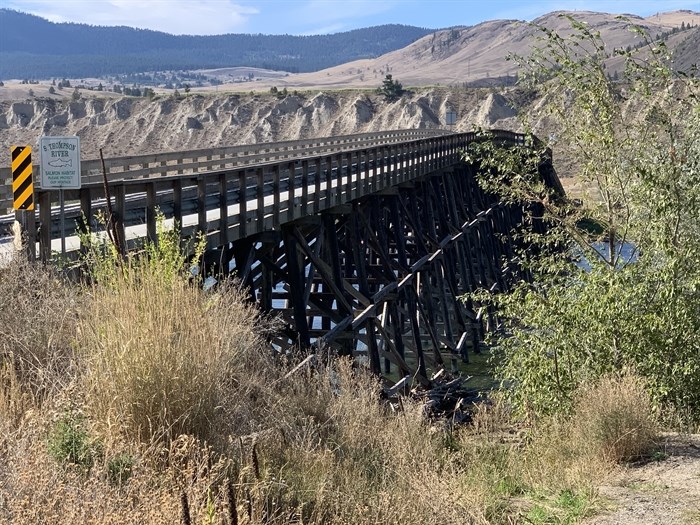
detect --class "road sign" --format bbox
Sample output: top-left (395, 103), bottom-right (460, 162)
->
top-left (445, 110), bottom-right (457, 126)
top-left (39, 136), bottom-right (81, 189)
top-left (11, 145), bottom-right (34, 210)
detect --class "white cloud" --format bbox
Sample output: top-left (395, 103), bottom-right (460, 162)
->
top-left (298, 23), bottom-right (346, 35)
top-left (3, 0), bottom-right (697, 35)
top-left (4, 0), bottom-right (260, 35)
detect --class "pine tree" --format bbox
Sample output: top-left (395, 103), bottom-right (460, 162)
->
top-left (378, 74), bottom-right (404, 101)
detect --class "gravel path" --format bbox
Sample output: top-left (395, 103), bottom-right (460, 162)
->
top-left (585, 434), bottom-right (700, 525)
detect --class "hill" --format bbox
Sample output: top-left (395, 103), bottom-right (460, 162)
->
top-left (0, 9), bottom-right (433, 79)
top-left (246, 10), bottom-right (699, 90)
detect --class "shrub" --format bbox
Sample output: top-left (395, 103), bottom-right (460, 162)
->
top-left (571, 373), bottom-right (658, 463)
top-left (77, 228), bottom-right (266, 446)
top-left (107, 452), bottom-right (135, 485)
top-left (47, 411), bottom-right (100, 469)
top-left (469, 17), bottom-right (700, 420)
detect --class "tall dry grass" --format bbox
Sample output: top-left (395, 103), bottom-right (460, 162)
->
top-left (77, 255), bottom-right (268, 446)
top-left (0, 246), bottom-right (664, 525)
top-left (570, 373), bottom-right (659, 463)
top-left (0, 258), bottom-right (76, 434)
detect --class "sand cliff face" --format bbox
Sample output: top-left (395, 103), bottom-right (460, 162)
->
top-left (0, 88), bottom-right (521, 160)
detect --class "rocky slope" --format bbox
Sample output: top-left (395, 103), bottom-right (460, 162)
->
top-left (0, 88), bottom-right (520, 161)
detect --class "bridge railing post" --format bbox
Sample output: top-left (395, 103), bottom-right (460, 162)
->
top-left (38, 191), bottom-right (51, 262)
top-left (313, 158), bottom-right (322, 215)
top-left (287, 161), bottom-right (296, 221)
top-left (301, 160), bottom-right (310, 217)
top-left (197, 175), bottom-right (207, 238)
top-left (238, 170), bottom-right (247, 238)
top-left (257, 167), bottom-right (265, 232)
top-left (324, 156), bottom-right (333, 211)
top-left (273, 164), bottom-right (281, 229)
top-left (146, 182), bottom-right (157, 245)
top-left (219, 171), bottom-right (229, 246)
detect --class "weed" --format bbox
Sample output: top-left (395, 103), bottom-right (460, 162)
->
top-left (556, 489), bottom-right (590, 520)
top-left (526, 504), bottom-right (554, 524)
top-left (651, 450), bottom-right (668, 462)
top-left (107, 452), bottom-right (135, 486)
top-left (47, 411), bottom-right (100, 469)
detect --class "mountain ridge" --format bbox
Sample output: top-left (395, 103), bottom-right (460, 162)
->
top-left (0, 9), bottom-right (433, 78)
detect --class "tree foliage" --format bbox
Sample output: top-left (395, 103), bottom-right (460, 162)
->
top-left (467, 16), bottom-right (700, 419)
top-left (378, 74), bottom-right (404, 101)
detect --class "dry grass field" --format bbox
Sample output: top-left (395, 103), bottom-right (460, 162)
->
top-left (0, 239), bottom-right (667, 524)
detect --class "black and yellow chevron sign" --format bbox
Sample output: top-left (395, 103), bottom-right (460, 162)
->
top-left (11, 145), bottom-right (34, 211)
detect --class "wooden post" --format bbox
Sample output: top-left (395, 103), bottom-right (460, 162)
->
top-left (146, 182), bottom-right (157, 244)
top-left (39, 191), bottom-right (51, 262)
top-left (219, 172), bottom-right (229, 246)
top-left (282, 226), bottom-right (311, 349)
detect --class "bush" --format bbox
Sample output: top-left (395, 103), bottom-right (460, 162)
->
top-left (571, 374), bottom-right (658, 463)
top-left (469, 17), bottom-right (700, 420)
top-left (47, 411), bottom-right (100, 469)
top-left (78, 252), bottom-right (266, 446)
top-left (107, 452), bottom-right (134, 485)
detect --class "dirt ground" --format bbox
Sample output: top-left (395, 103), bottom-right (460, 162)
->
top-left (585, 434), bottom-right (700, 525)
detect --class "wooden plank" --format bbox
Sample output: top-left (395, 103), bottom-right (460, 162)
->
top-left (287, 161), bottom-right (296, 221)
top-left (314, 158), bottom-right (322, 215)
top-left (365, 319), bottom-right (381, 375)
top-left (113, 183), bottom-right (126, 256)
top-left (282, 227), bottom-right (311, 348)
top-left (272, 164), bottom-right (281, 229)
top-left (79, 187), bottom-right (92, 257)
top-left (238, 171), bottom-right (247, 238)
top-left (39, 191), bottom-right (51, 262)
top-left (172, 177), bottom-right (182, 228)
top-left (257, 167), bottom-right (265, 229)
top-left (146, 182), bottom-right (157, 244)
top-left (219, 172), bottom-right (229, 246)
top-left (197, 176), bottom-right (207, 235)
top-left (301, 159), bottom-right (309, 217)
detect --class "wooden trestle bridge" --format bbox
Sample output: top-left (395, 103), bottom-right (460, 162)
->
top-left (4, 129), bottom-right (562, 384)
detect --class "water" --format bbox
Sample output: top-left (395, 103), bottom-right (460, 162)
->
top-left (575, 241), bottom-right (637, 270)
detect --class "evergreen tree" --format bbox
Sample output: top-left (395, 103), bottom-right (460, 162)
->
top-left (378, 74), bottom-right (404, 101)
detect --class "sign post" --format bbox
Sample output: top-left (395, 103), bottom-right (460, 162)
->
top-left (11, 145), bottom-right (36, 258)
top-left (11, 145), bottom-right (34, 211)
top-left (39, 136), bottom-right (81, 256)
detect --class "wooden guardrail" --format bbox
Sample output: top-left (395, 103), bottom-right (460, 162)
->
top-left (1, 129), bottom-right (451, 215)
top-left (11, 129), bottom-right (551, 261)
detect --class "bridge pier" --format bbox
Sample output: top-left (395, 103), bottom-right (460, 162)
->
top-left (218, 162), bottom-right (531, 385)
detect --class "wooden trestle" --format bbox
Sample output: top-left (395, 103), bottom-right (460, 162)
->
top-left (18, 130), bottom-right (560, 384)
top-left (220, 163), bottom-right (534, 383)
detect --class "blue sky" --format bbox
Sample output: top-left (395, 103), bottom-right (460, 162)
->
top-left (1, 0), bottom-right (698, 35)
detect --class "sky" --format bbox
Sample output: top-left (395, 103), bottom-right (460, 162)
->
top-left (0, 0), bottom-right (698, 36)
